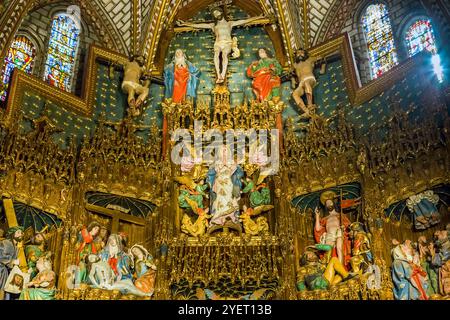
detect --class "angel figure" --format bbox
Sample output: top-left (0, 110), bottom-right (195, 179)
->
top-left (175, 176), bottom-right (208, 213)
top-left (181, 196), bottom-right (211, 237)
top-left (239, 205), bottom-right (273, 236)
top-left (242, 176), bottom-right (271, 208)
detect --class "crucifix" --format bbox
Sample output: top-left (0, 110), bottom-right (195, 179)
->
top-left (85, 203), bottom-right (146, 235)
top-left (175, 6), bottom-right (274, 84)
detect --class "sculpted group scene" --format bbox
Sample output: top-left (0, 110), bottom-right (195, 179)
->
top-left (0, 0), bottom-right (449, 301)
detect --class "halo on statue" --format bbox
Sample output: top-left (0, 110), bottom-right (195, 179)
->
top-left (319, 190), bottom-right (337, 206)
top-left (349, 221), bottom-right (365, 232)
top-left (243, 163), bottom-right (258, 178)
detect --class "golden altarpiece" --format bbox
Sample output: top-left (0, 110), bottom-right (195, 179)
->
top-left (0, 0), bottom-right (449, 301)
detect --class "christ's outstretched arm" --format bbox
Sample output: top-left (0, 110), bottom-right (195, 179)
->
top-left (231, 15), bottom-right (265, 27)
top-left (176, 20), bottom-right (214, 30)
top-left (311, 55), bottom-right (323, 64)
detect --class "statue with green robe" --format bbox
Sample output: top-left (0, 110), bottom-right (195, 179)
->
top-left (417, 236), bottom-right (438, 296)
top-left (297, 245), bottom-right (355, 291)
top-left (178, 182), bottom-right (208, 212)
top-left (25, 231), bottom-right (47, 280)
top-left (242, 178), bottom-right (271, 208)
top-left (246, 48), bottom-right (283, 102)
top-left (75, 222), bottom-right (101, 284)
top-left (19, 256), bottom-right (56, 300)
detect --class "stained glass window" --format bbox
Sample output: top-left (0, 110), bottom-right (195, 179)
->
top-left (0, 36), bottom-right (36, 101)
top-left (406, 19), bottom-right (443, 82)
top-left (44, 14), bottom-right (80, 91)
top-left (406, 19), bottom-right (437, 57)
top-left (362, 3), bottom-right (398, 79)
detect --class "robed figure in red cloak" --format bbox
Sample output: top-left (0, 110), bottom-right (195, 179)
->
top-left (246, 48), bottom-right (283, 102)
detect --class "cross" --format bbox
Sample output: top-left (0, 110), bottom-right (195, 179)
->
top-left (173, 15), bottom-right (274, 34)
top-left (2, 197), bottom-right (28, 272)
top-left (85, 203), bottom-right (146, 234)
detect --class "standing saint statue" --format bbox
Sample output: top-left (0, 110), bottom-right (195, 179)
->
top-left (0, 227), bottom-right (24, 300)
top-left (75, 222), bottom-right (101, 284)
top-left (121, 55), bottom-right (151, 117)
top-left (314, 191), bottom-right (351, 268)
top-left (25, 230), bottom-right (48, 280)
top-left (292, 48), bottom-right (325, 117)
top-left (177, 7), bottom-right (264, 84)
top-left (246, 48), bottom-right (283, 102)
top-left (430, 227), bottom-right (450, 296)
top-left (164, 49), bottom-right (200, 103)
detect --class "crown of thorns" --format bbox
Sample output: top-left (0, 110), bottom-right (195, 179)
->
top-left (209, 5), bottom-right (224, 16)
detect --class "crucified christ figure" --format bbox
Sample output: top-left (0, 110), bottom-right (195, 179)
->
top-left (177, 8), bottom-right (264, 84)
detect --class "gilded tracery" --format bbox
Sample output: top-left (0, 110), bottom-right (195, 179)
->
top-left (0, 0), bottom-right (449, 302)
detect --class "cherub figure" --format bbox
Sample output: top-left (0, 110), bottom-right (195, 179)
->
top-left (181, 196), bottom-right (211, 237)
top-left (240, 205), bottom-right (273, 236)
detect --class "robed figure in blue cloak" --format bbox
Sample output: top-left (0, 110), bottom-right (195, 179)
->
top-left (391, 240), bottom-right (429, 300)
top-left (163, 49), bottom-right (200, 103)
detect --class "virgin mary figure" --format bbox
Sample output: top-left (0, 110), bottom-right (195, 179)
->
top-left (206, 145), bottom-right (244, 227)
